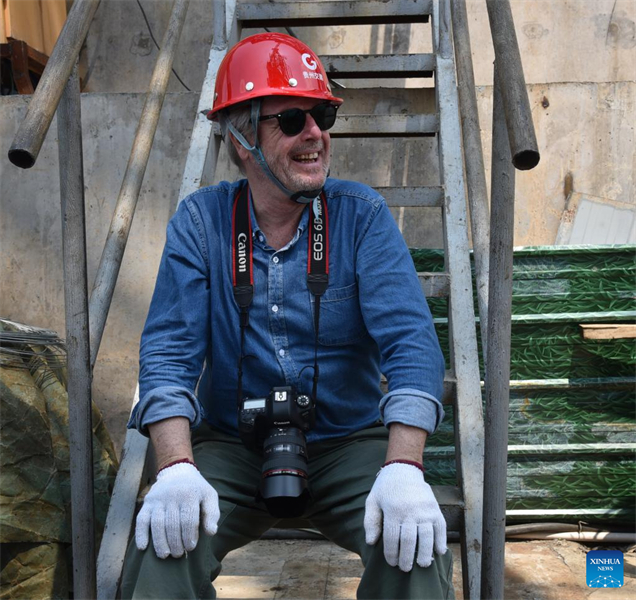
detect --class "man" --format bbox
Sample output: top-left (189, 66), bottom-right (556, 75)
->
top-left (121, 33), bottom-right (453, 599)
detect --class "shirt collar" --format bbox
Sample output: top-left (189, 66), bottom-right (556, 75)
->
top-left (248, 189), bottom-right (310, 249)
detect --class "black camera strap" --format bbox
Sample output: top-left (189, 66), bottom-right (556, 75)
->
top-left (232, 183), bottom-right (329, 406)
top-left (232, 184), bottom-right (255, 404)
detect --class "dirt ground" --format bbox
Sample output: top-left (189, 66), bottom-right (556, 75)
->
top-left (212, 539), bottom-right (635, 599)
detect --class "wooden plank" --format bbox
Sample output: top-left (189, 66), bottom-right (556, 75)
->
top-left (331, 114), bottom-right (438, 137)
top-left (580, 324), bottom-right (636, 340)
top-left (273, 484), bottom-right (463, 532)
top-left (434, 485), bottom-right (464, 531)
top-left (419, 271), bottom-right (449, 298)
top-left (319, 53), bottom-right (435, 78)
top-left (378, 186), bottom-right (444, 207)
top-left (9, 40), bottom-right (34, 94)
top-left (238, 0), bottom-right (432, 27)
top-left (26, 43), bottom-right (49, 76)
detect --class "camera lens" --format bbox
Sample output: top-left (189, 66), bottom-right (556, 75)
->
top-left (259, 427), bottom-right (311, 518)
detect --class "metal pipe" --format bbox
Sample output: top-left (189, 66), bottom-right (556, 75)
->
top-left (450, 0), bottom-right (490, 362)
top-left (508, 532), bottom-right (636, 543)
top-left (8, 0), bottom-right (100, 169)
top-left (481, 67), bottom-right (515, 600)
top-left (58, 62), bottom-right (96, 600)
top-left (506, 523), bottom-right (593, 535)
top-left (88, 0), bottom-right (190, 366)
top-left (484, 0), bottom-right (539, 171)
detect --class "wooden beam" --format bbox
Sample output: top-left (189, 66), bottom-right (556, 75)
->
top-left (580, 324), bottom-right (636, 340)
top-left (9, 40), bottom-right (34, 94)
top-left (26, 43), bottom-right (49, 76)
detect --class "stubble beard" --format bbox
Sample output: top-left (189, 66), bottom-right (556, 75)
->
top-left (266, 149), bottom-right (330, 193)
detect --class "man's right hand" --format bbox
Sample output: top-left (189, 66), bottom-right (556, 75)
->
top-left (135, 462), bottom-right (220, 559)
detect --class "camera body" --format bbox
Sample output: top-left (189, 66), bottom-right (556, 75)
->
top-left (238, 386), bottom-right (316, 518)
top-left (238, 386), bottom-right (315, 453)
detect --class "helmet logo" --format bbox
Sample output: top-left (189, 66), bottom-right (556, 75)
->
top-left (302, 53), bottom-right (318, 71)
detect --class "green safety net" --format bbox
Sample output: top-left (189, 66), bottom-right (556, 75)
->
top-left (410, 245), bottom-right (636, 523)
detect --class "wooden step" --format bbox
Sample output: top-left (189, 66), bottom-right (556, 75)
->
top-left (434, 485), bottom-right (465, 531)
top-left (320, 53), bottom-right (435, 79)
top-left (238, 0), bottom-right (432, 28)
top-left (419, 271), bottom-right (449, 298)
top-left (212, 115), bottom-right (439, 139)
top-left (331, 114), bottom-right (438, 137)
top-left (269, 485), bottom-right (463, 532)
top-left (379, 186), bottom-right (444, 207)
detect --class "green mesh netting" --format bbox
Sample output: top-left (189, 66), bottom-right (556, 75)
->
top-left (410, 245), bottom-right (636, 523)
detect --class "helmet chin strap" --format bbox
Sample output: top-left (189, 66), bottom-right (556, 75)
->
top-left (221, 100), bottom-right (323, 205)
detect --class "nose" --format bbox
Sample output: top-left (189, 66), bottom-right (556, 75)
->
top-left (301, 112), bottom-right (322, 140)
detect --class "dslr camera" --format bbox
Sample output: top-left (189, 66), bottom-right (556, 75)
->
top-left (238, 386), bottom-right (316, 518)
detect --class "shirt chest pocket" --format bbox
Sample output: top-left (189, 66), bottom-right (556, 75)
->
top-left (310, 282), bottom-right (369, 346)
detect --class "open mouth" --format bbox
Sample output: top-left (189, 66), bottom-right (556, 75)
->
top-left (292, 152), bottom-right (319, 164)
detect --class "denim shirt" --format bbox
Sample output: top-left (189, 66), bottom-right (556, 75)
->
top-left (129, 178), bottom-right (445, 442)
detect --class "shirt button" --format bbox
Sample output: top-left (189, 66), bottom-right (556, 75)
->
top-left (272, 256), bottom-right (279, 264)
top-left (279, 349), bottom-right (285, 357)
top-left (259, 235), bottom-right (264, 243)
top-left (272, 305), bottom-right (279, 313)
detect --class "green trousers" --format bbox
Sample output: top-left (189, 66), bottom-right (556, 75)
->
top-left (120, 423), bottom-right (455, 599)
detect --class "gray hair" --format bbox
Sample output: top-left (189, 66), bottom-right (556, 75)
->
top-left (220, 101), bottom-right (253, 172)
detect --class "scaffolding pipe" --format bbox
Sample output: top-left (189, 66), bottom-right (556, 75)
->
top-left (484, 0), bottom-right (539, 171)
top-left (58, 63), bottom-right (96, 600)
top-left (89, 0), bottom-right (190, 366)
top-left (508, 532), bottom-right (636, 543)
top-left (450, 0), bottom-right (490, 360)
top-left (8, 0), bottom-right (100, 169)
top-left (481, 68), bottom-right (515, 600)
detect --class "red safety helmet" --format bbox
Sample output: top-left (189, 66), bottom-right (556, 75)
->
top-left (207, 32), bottom-right (343, 120)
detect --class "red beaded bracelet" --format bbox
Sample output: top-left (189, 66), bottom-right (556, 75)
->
top-left (157, 458), bottom-right (198, 476)
top-left (382, 459), bottom-right (426, 474)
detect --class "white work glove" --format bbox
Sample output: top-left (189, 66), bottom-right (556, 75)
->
top-left (364, 462), bottom-right (447, 571)
top-left (135, 462), bottom-right (220, 559)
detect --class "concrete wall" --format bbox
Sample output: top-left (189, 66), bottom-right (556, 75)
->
top-left (2, 0), bottom-right (634, 454)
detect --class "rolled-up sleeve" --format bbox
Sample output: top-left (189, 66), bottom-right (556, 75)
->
top-left (128, 197), bottom-right (211, 437)
top-left (356, 199), bottom-right (445, 435)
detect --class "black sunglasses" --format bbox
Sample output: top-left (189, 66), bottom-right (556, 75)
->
top-left (258, 103), bottom-right (339, 136)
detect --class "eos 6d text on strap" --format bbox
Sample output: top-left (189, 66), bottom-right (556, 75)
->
top-left (307, 193), bottom-right (329, 400)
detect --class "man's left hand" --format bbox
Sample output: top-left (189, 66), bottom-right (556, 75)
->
top-left (364, 462), bottom-right (447, 571)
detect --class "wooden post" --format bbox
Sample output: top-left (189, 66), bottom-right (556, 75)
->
top-left (481, 66), bottom-right (515, 600)
top-left (58, 62), bottom-right (96, 600)
top-left (8, 0), bottom-right (100, 169)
